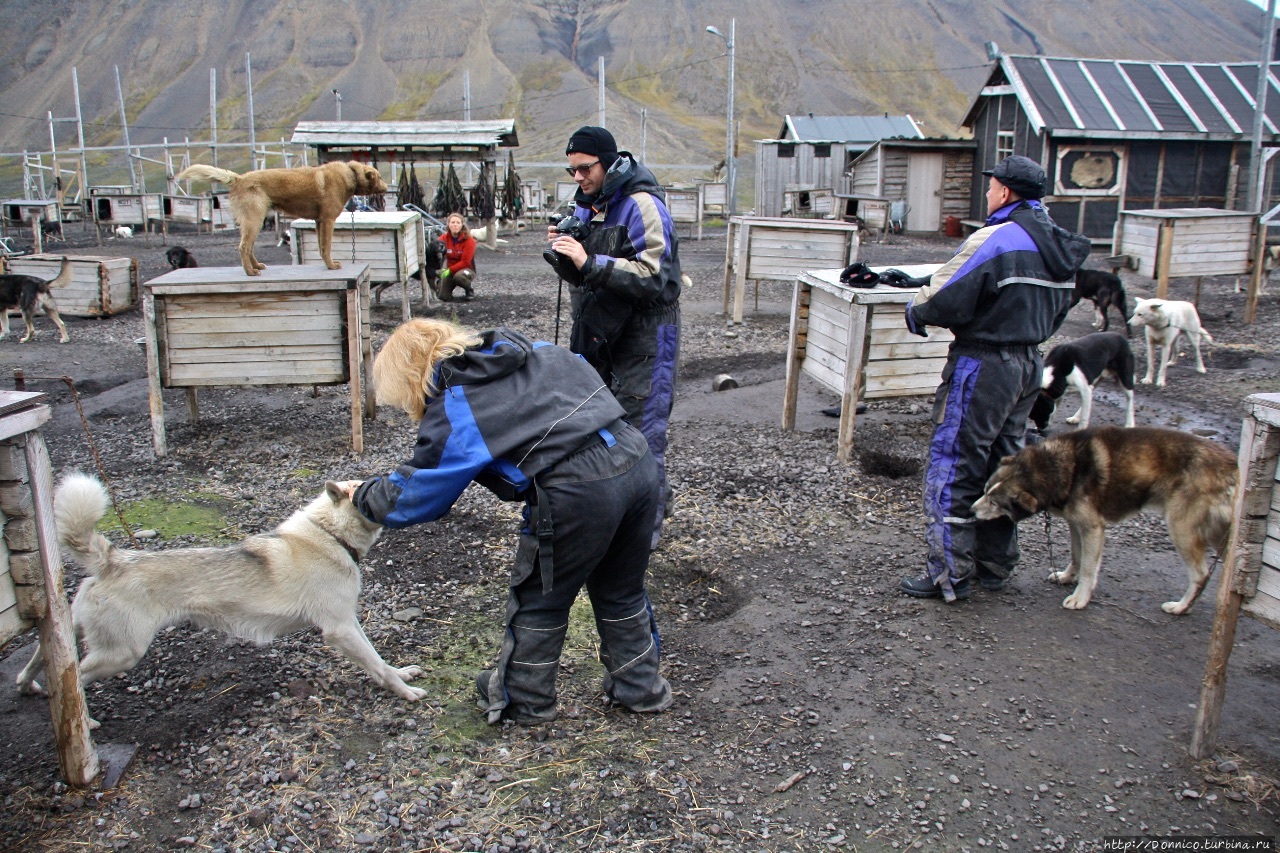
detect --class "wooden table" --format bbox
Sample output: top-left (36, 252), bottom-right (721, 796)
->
top-left (0, 391), bottom-right (98, 786)
top-left (142, 264), bottom-right (373, 457)
top-left (782, 265), bottom-right (951, 462)
top-left (722, 216), bottom-right (862, 324)
top-left (291, 211), bottom-right (424, 321)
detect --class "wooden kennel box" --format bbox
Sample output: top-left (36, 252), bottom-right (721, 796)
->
top-left (3, 253), bottom-right (138, 317)
top-left (722, 216), bottom-right (862, 324)
top-left (1116, 208), bottom-right (1255, 297)
top-left (290, 211), bottom-right (424, 321)
top-left (1190, 392), bottom-right (1280, 757)
top-left (142, 264), bottom-right (374, 457)
top-left (783, 265), bottom-right (952, 463)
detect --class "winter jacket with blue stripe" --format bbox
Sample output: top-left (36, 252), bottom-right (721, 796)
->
top-left (569, 153), bottom-right (682, 313)
top-left (906, 199), bottom-right (1090, 345)
top-left (352, 328), bottom-right (626, 528)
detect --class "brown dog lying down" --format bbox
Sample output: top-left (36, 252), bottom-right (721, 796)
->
top-left (176, 161), bottom-right (387, 276)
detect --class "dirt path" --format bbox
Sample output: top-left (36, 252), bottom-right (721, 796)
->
top-left (1, 222), bottom-right (1278, 851)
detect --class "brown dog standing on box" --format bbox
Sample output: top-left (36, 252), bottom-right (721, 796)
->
top-left (176, 161), bottom-right (387, 276)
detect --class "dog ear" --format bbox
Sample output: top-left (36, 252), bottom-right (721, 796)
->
top-left (325, 481), bottom-right (348, 503)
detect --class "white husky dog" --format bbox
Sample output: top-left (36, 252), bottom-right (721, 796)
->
top-left (1128, 298), bottom-right (1213, 387)
top-left (17, 473), bottom-right (426, 714)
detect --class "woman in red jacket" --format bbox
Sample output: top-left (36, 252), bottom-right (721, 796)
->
top-left (436, 212), bottom-right (477, 301)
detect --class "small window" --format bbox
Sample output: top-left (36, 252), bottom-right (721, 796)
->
top-left (777, 143), bottom-right (796, 158)
top-left (813, 144), bottom-right (832, 158)
top-left (996, 131), bottom-right (1014, 162)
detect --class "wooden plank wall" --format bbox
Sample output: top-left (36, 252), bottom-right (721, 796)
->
top-left (1243, 470), bottom-right (1280, 628)
top-left (0, 440), bottom-right (38, 644)
top-left (744, 228), bottom-right (855, 281)
top-left (1119, 218), bottom-right (1162, 278)
top-left (160, 291), bottom-right (347, 386)
top-left (4, 255), bottom-right (137, 317)
top-left (800, 287), bottom-right (851, 396)
top-left (294, 229), bottom-right (407, 284)
top-left (1166, 218), bottom-right (1252, 277)
top-left (864, 306), bottom-right (950, 397)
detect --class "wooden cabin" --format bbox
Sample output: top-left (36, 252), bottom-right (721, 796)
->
top-left (846, 140), bottom-right (975, 234)
top-left (961, 53), bottom-right (1280, 244)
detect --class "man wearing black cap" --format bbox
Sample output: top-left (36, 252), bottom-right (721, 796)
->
top-left (547, 126), bottom-right (684, 547)
top-left (899, 154), bottom-right (1090, 603)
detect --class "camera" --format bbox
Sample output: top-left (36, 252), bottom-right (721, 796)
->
top-left (543, 213), bottom-right (590, 271)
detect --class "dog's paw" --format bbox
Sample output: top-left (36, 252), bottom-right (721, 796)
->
top-left (1048, 570), bottom-right (1074, 585)
top-left (403, 685), bottom-right (428, 701)
top-left (88, 716), bottom-right (101, 730)
top-left (1155, 379), bottom-right (1167, 388)
top-left (1140, 376), bottom-right (1153, 385)
top-left (396, 665), bottom-right (424, 680)
top-left (326, 261), bottom-right (343, 270)
top-left (1065, 415), bottom-right (1081, 425)
top-left (1161, 600), bottom-right (1191, 615)
top-left (1195, 366), bottom-right (1207, 374)
top-left (16, 679), bottom-right (47, 696)
top-left (1062, 590), bottom-right (1091, 610)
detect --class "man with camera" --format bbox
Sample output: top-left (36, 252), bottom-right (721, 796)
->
top-left (546, 126), bottom-right (683, 547)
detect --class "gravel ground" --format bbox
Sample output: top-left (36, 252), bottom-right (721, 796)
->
top-left (1, 218), bottom-right (1279, 852)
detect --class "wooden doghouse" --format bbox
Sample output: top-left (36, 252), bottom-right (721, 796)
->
top-left (1115, 208), bottom-right (1255, 298)
top-left (1, 199), bottom-right (59, 231)
top-left (290, 211), bottom-right (424, 322)
top-left (141, 264), bottom-right (374, 457)
top-left (782, 265), bottom-right (951, 462)
top-left (1189, 393), bottom-right (1280, 758)
top-left (0, 391), bottom-right (98, 786)
top-left (722, 215), bottom-right (862, 324)
top-left (159, 194), bottom-right (214, 233)
top-left (3, 253), bottom-right (138, 317)
top-left (88, 188), bottom-right (161, 228)
top-left (665, 187), bottom-right (704, 240)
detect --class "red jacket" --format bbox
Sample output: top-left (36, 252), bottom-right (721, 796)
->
top-left (440, 231), bottom-right (476, 274)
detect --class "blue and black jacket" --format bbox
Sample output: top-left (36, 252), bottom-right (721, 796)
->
top-left (352, 328), bottom-right (627, 528)
top-left (907, 199), bottom-right (1090, 345)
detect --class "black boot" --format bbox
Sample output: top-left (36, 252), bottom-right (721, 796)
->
top-left (477, 621), bottom-right (567, 725)
top-left (596, 605), bottom-right (673, 713)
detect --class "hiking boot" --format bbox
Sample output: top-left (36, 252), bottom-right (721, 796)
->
top-left (977, 574), bottom-right (1006, 592)
top-left (900, 572), bottom-right (970, 600)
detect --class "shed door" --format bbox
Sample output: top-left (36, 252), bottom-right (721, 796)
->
top-left (906, 152), bottom-right (944, 232)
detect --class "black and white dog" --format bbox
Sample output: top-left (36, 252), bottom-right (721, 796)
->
top-left (1071, 269), bottom-right (1132, 334)
top-left (0, 256), bottom-right (72, 343)
top-left (1029, 332), bottom-right (1136, 432)
top-left (165, 246), bottom-right (198, 269)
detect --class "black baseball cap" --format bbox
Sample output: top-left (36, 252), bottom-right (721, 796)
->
top-left (982, 155), bottom-right (1046, 200)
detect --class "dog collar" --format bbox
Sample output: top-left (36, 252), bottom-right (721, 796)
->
top-left (337, 538), bottom-right (362, 565)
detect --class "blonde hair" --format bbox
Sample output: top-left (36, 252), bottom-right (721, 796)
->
top-left (372, 318), bottom-right (483, 420)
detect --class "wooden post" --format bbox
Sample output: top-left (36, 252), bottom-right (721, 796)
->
top-left (721, 218), bottom-right (737, 317)
top-left (24, 431), bottom-right (100, 787)
top-left (732, 220), bottom-right (750, 325)
top-left (1245, 216), bottom-right (1267, 325)
top-left (1155, 219), bottom-right (1173, 299)
top-left (781, 278), bottom-right (809, 431)
top-left (142, 288), bottom-right (167, 458)
top-left (346, 285), bottom-right (363, 453)
top-left (838, 301), bottom-right (871, 464)
top-left (31, 215), bottom-right (43, 255)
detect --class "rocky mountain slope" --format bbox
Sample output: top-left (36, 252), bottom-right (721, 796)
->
top-left (0, 0), bottom-right (1269, 178)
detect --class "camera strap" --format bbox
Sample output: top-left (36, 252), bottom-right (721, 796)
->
top-left (554, 272), bottom-right (564, 345)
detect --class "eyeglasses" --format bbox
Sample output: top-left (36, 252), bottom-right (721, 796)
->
top-left (565, 160), bottom-right (600, 177)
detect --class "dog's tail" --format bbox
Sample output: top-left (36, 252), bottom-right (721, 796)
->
top-left (175, 164), bottom-right (241, 186)
top-left (49, 256), bottom-right (74, 290)
top-left (54, 472), bottom-right (114, 576)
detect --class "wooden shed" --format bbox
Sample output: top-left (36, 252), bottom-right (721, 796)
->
top-left (754, 115), bottom-right (924, 218)
top-left (4, 253), bottom-right (137, 317)
top-left (847, 139), bottom-right (975, 234)
top-left (961, 52), bottom-right (1280, 244)
top-left (290, 120), bottom-right (518, 247)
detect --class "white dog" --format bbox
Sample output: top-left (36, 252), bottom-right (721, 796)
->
top-left (1128, 298), bottom-right (1212, 387)
top-left (112, 225), bottom-right (133, 239)
top-left (17, 473), bottom-right (426, 716)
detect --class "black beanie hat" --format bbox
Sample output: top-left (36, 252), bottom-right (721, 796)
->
top-left (566, 126), bottom-right (620, 169)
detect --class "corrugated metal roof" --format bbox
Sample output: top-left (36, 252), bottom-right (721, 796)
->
top-left (291, 120), bottom-right (518, 148)
top-left (964, 54), bottom-right (1280, 140)
top-left (781, 115), bottom-right (923, 143)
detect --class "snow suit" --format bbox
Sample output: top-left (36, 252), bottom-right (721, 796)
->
top-left (906, 200), bottom-right (1090, 601)
top-left (558, 153), bottom-right (682, 544)
top-left (352, 327), bottom-right (673, 722)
